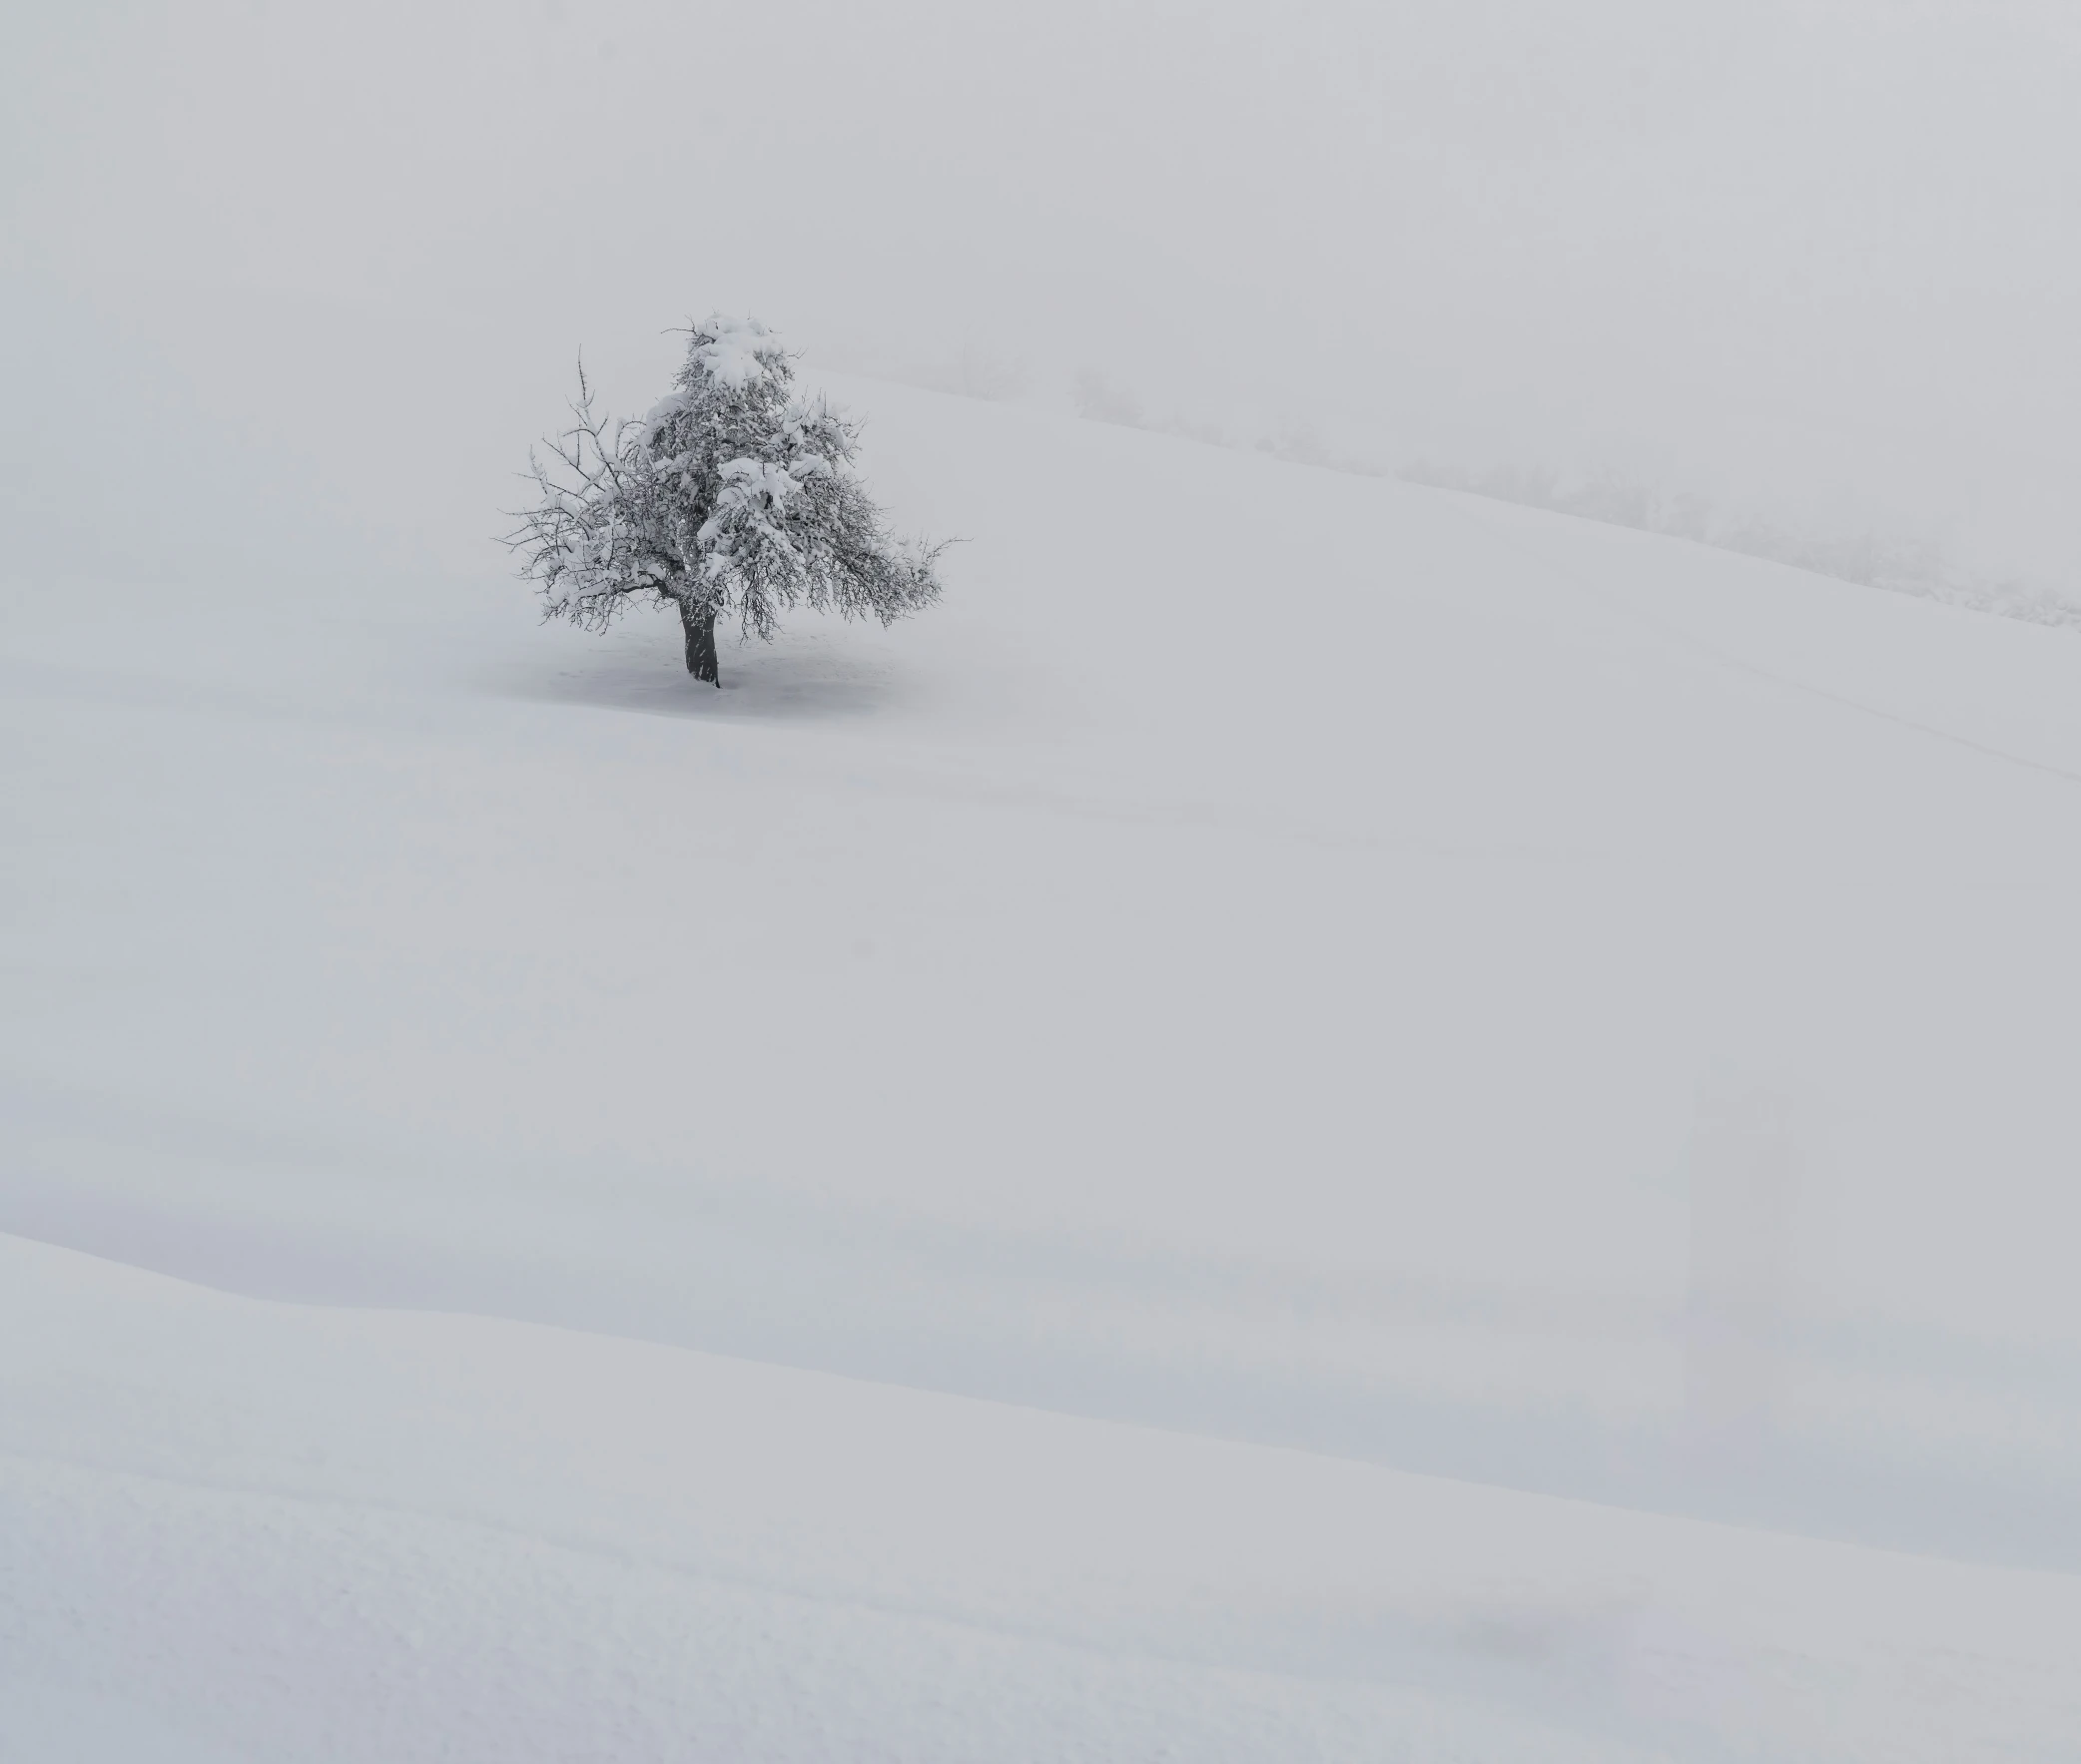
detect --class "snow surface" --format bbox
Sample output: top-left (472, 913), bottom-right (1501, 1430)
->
top-left (7, 1234), bottom-right (2081, 1762)
top-left (7, 374), bottom-right (2081, 1757)
top-left (689, 313), bottom-right (787, 390)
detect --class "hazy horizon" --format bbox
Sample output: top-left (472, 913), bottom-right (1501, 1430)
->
top-left (6, 0), bottom-right (2079, 597)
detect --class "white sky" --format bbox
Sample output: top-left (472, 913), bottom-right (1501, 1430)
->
top-left (5, 0), bottom-right (2078, 579)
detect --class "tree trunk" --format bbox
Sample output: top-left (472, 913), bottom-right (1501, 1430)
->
top-left (680, 600), bottom-right (720, 686)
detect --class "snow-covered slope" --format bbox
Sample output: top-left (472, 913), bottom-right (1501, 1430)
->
top-left (7, 1232), bottom-right (2080, 1763)
top-left (6, 376), bottom-right (2081, 1757)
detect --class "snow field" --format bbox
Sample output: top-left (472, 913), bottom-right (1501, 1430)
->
top-left (6, 372), bottom-right (2081, 1755)
top-left (6, 1234), bottom-right (2080, 1762)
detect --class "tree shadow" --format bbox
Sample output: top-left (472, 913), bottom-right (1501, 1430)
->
top-left (485, 618), bottom-right (908, 724)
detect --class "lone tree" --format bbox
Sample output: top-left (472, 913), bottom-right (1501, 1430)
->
top-left (506, 315), bottom-right (944, 685)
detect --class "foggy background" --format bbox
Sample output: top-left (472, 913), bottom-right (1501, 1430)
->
top-left (8, 0), bottom-right (2081, 1577)
top-left (5, 0), bottom-right (2079, 603)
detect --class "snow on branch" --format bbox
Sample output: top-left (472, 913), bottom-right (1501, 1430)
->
top-left (503, 315), bottom-right (945, 679)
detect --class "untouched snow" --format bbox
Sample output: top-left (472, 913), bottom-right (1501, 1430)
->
top-left (7, 374), bottom-right (2081, 1756)
top-left (6, 1233), bottom-right (2080, 1762)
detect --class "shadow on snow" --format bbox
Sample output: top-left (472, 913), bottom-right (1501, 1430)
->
top-left (484, 612), bottom-right (908, 724)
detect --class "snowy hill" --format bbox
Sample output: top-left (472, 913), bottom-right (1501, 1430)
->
top-left (7, 375), bottom-right (2081, 1759)
top-left (9, 1232), bottom-right (2081, 1763)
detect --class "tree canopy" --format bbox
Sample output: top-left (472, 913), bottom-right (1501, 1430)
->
top-left (507, 316), bottom-right (944, 683)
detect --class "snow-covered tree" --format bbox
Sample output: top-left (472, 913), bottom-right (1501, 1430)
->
top-left (506, 316), bottom-right (945, 685)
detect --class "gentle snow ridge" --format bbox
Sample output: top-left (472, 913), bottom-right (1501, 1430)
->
top-left (5, 1232), bottom-right (2079, 1764)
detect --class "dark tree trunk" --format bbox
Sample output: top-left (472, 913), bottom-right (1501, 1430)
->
top-left (680, 600), bottom-right (720, 686)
